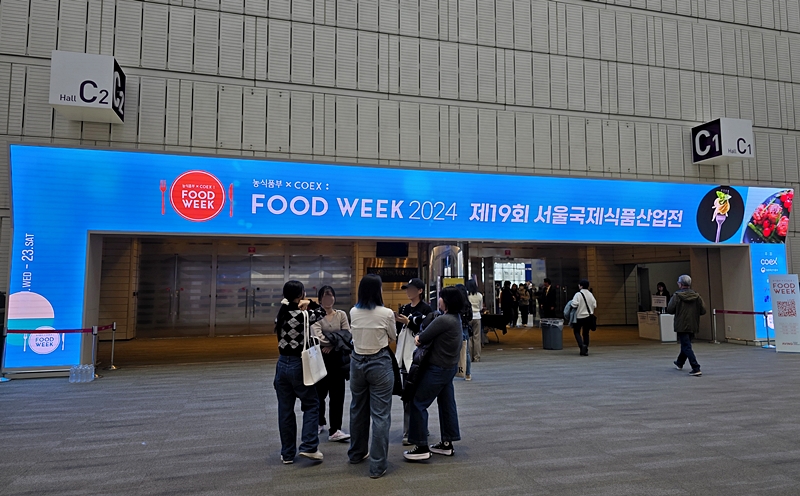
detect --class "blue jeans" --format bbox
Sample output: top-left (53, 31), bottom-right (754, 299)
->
top-left (348, 349), bottom-right (394, 476)
top-left (408, 364), bottom-right (461, 446)
top-left (273, 355), bottom-right (319, 460)
top-left (676, 333), bottom-right (700, 371)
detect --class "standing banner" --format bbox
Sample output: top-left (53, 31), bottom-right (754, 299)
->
top-left (768, 274), bottom-right (800, 353)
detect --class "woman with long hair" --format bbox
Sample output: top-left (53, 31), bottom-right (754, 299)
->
top-left (347, 274), bottom-right (397, 479)
top-left (455, 284), bottom-right (473, 381)
top-left (655, 282), bottom-right (671, 312)
top-left (273, 280), bottom-right (327, 464)
top-left (501, 281), bottom-right (515, 327)
top-left (466, 280), bottom-right (484, 362)
top-left (403, 286), bottom-right (464, 461)
top-left (311, 285), bottom-right (352, 442)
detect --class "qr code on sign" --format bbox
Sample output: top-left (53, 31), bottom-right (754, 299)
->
top-left (777, 300), bottom-right (797, 318)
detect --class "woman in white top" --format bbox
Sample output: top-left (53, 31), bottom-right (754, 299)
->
top-left (466, 280), bottom-right (484, 362)
top-left (570, 279), bottom-right (598, 356)
top-left (311, 285), bottom-right (352, 443)
top-left (347, 274), bottom-right (397, 479)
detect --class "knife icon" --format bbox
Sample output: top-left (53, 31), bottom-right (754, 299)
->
top-left (228, 184), bottom-right (234, 217)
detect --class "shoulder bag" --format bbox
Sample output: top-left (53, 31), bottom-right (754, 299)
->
top-left (579, 291), bottom-right (598, 331)
top-left (301, 310), bottom-right (328, 386)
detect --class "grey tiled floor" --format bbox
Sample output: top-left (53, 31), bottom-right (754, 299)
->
top-left (2, 342), bottom-right (800, 495)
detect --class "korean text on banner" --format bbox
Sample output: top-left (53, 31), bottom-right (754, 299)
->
top-left (768, 274), bottom-right (800, 353)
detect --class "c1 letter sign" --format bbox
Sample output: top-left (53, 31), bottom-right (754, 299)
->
top-left (691, 118), bottom-right (754, 166)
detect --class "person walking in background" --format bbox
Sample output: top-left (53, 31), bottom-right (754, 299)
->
top-left (527, 281), bottom-right (538, 324)
top-left (455, 284), bottom-right (473, 381)
top-left (395, 278), bottom-right (433, 447)
top-left (667, 275), bottom-right (706, 377)
top-left (348, 274), bottom-right (397, 479)
top-left (466, 280), bottom-right (484, 362)
top-left (518, 283), bottom-right (531, 326)
top-left (311, 286), bottom-right (352, 443)
top-left (570, 279), bottom-right (597, 356)
top-left (540, 278), bottom-right (557, 318)
top-left (510, 284), bottom-right (520, 327)
top-left (500, 281), bottom-right (515, 328)
top-left (403, 287), bottom-right (464, 461)
top-left (273, 280), bottom-right (328, 464)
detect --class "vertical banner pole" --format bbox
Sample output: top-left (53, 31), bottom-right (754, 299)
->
top-left (762, 312), bottom-right (776, 349)
top-left (105, 322), bottom-right (118, 371)
top-left (712, 309), bottom-right (720, 344)
top-left (0, 328), bottom-right (9, 382)
top-left (91, 326), bottom-right (102, 379)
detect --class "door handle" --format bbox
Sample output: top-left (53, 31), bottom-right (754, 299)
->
top-left (167, 287), bottom-right (174, 319)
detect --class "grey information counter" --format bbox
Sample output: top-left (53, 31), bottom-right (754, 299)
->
top-left (637, 312), bottom-right (677, 342)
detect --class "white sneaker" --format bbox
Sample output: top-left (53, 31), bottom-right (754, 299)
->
top-left (318, 425), bottom-right (326, 434)
top-left (328, 430), bottom-right (351, 442)
top-left (299, 450), bottom-right (323, 461)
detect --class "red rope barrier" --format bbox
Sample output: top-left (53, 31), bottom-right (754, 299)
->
top-left (713, 310), bottom-right (770, 316)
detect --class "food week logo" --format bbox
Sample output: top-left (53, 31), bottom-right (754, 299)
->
top-left (161, 171), bottom-right (232, 221)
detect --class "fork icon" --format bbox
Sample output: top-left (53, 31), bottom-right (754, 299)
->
top-left (160, 180), bottom-right (167, 215)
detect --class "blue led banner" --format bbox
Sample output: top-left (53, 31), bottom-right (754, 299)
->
top-left (2, 145), bottom-right (793, 370)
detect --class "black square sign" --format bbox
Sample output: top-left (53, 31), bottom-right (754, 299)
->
top-left (691, 119), bottom-right (722, 164)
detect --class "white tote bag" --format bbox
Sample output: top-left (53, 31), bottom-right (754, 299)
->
top-left (395, 326), bottom-right (416, 372)
top-left (301, 310), bottom-right (327, 386)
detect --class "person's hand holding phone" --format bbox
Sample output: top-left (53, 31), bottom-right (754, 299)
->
top-left (395, 313), bottom-right (410, 325)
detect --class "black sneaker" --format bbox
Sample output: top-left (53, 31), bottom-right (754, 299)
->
top-left (689, 369), bottom-right (702, 377)
top-left (430, 441), bottom-right (454, 456)
top-left (403, 445), bottom-right (432, 461)
top-left (674, 361), bottom-right (683, 370)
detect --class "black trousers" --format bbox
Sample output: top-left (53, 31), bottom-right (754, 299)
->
top-left (573, 317), bottom-right (592, 349)
top-left (520, 304), bottom-right (530, 325)
top-left (502, 306), bottom-right (515, 327)
top-left (317, 351), bottom-right (346, 434)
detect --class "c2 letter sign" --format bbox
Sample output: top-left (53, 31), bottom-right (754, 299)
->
top-left (49, 51), bottom-right (126, 124)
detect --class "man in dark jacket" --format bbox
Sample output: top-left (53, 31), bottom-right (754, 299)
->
top-left (539, 278), bottom-right (558, 318)
top-left (666, 275), bottom-right (706, 376)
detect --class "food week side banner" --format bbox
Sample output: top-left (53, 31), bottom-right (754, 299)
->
top-left (3, 145), bottom-right (793, 369)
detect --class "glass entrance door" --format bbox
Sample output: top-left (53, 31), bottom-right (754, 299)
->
top-left (214, 255), bottom-right (285, 335)
top-left (288, 255), bottom-right (353, 310)
top-left (136, 254), bottom-right (212, 338)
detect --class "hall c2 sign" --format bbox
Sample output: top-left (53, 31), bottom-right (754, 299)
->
top-left (49, 51), bottom-right (125, 124)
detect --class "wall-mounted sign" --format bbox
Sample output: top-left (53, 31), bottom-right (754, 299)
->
top-left (49, 51), bottom-right (125, 124)
top-left (691, 118), bottom-right (754, 165)
top-left (366, 267), bottom-right (419, 283)
top-left (2, 145), bottom-right (793, 371)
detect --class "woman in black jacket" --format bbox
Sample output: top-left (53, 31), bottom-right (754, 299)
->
top-left (403, 287), bottom-right (464, 461)
top-left (655, 282), bottom-right (670, 312)
top-left (500, 281), bottom-right (516, 327)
